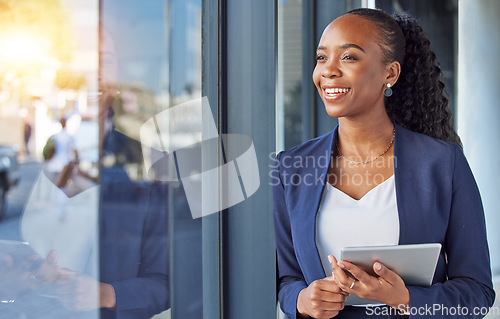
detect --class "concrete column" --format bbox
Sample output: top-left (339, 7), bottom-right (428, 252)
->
top-left (458, 0), bottom-right (500, 277)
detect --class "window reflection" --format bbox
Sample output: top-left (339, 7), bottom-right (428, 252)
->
top-left (0, 0), bottom-right (101, 318)
top-left (99, 0), bottom-right (202, 318)
top-left (0, 0), bottom-right (202, 318)
top-left (277, 0), bottom-right (304, 152)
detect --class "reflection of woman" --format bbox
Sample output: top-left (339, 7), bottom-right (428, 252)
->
top-left (18, 88), bottom-right (169, 319)
top-left (273, 8), bottom-right (495, 318)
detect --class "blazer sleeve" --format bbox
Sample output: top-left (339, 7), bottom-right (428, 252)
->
top-left (406, 145), bottom-right (495, 318)
top-left (109, 182), bottom-right (169, 319)
top-left (273, 152), bottom-right (308, 319)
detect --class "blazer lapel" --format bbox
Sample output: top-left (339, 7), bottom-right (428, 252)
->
top-left (394, 123), bottom-right (419, 245)
top-left (294, 128), bottom-right (337, 283)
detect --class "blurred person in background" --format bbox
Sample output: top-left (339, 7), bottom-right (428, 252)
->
top-left (44, 114), bottom-right (80, 181)
top-left (23, 115), bottom-right (32, 157)
top-left (42, 114), bottom-right (82, 221)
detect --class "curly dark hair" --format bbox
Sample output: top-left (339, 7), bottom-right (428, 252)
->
top-left (346, 8), bottom-right (462, 147)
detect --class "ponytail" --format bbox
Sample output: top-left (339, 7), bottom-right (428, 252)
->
top-left (346, 9), bottom-right (462, 147)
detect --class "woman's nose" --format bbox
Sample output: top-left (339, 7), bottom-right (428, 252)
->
top-left (321, 60), bottom-right (341, 78)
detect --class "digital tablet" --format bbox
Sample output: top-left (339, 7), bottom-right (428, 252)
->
top-left (0, 240), bottom-right (43, 269)
top-left (340, 243), bottom-right (441, 305)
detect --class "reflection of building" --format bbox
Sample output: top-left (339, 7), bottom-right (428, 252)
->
top-left (111, 84), bottom-right (160, 142)
top-left (169, 1), bottom-right (202, 97)
top-left (277, 0), bottom-right (303, 150)
top-left (0, 0), bottom-right (99, 159)
top-left (59, 0), bottom-right (99, 116)
top-left (102, 0), bottom-right (203, 180)
top-left (279, 0), bottom-right (302, 105)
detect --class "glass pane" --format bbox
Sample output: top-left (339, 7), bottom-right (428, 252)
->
top-left (277, 0), bottom-right (303, 152)
top-left (0, 0), bottom-right (204, 318)
top-left (100, 1), bottom-right (171, 318)
top-left (0, 0), bottom-right (101, 318)
top-left (101, 0), bottom-right (204, 318)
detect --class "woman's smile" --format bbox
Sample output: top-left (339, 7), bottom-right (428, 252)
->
top-left (322, 87), bottom-right (351, 101)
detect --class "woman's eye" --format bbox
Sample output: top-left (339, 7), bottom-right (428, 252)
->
top-left (342, 55), bottom-right (358, 61)
top-left (316, 55), bottom-right (325, 61)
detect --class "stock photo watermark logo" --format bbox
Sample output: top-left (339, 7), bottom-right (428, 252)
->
top-left (140, 97), bottom-right (260, 219)
top-left (365, 304), bottom-right (500, 317)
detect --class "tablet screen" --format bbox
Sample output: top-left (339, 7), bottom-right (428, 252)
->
top-left (0, 240), bottom-right (43, 270)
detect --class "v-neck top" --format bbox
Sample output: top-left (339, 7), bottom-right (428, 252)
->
top-left (315, 175), bottom-right (399, 277)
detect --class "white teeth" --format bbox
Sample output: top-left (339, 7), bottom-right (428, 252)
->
top-left (325, 88), bottom-right (349, 94)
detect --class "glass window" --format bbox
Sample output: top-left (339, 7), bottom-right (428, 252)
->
top-left (1, 0), bottom-right (280, 317)
top-left (0, 1), bottom-right (102, 318)
top-left (277, 0), bottom-right (304, 152)
top-left (0, 0), bottom-right (204, 317)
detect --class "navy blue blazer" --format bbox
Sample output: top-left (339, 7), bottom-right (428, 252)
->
top-left (272, 124), bottom-right (495, 318)
top-left (100, 130), bottom-right (169, 319)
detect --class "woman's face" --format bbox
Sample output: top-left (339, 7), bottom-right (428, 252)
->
top-left (313, 14), bottom-right (393, 120)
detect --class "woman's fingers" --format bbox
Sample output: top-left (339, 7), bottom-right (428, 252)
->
top-left (329, 255), bottom-right (383, 293)
top-left (338, 261), bottom-right (372, 284)
top-left (328, 255), bottom-right (410, 306)
top-left (36, 250), bottom-right (61, 281)
top-left (329, 255), bottom-right (354, 290)
top-left (297, 276), bottom-right (348, 318)
top-left (373, 261), bottom-right (400, 286)
top-left (321, 277), bottom-right (351, 296)
top-left (328, 254), bottom-right (338, 268)
top-left (329, 255), bottom-right (348, 281)
top-left (310, 289), bottom-right (346, 304)
top-left (315, 285), bottom-right (348, 302)
top-left (306, 298), bottom-right (345, 319)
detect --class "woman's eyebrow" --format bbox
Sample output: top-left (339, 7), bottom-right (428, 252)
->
top-left (339, 43), bottom-right (365, 52)
top-left (316, 43), bottom-right (366, 53)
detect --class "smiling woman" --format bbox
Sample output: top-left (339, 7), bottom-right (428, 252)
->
top-left (273, 7), bottom-right (495, 319)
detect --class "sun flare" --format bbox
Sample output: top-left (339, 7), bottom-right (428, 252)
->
top-left (0, 32), bottom-right (52, 66)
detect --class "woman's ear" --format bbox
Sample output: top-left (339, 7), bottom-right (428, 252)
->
top-left (386, 61), bottom-right (401, 86)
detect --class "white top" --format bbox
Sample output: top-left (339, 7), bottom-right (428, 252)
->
top-left (315, 175), bottom-right (399, 277)
top-left (21, 172), bottom-right (99, 278)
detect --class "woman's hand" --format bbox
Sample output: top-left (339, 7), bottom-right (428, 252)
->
top-left (329, 255), bottom-right (410, 309)
top-left (0, 254), bottom-right (39, 299)
top-left (55, 268), bottom-right (116, 311)
top-left (36, 250), bottom-right (60, 282)
top-left (0, 249), bottom-right (60, 301)
top-left (296, 275), bottom-right (349, 318)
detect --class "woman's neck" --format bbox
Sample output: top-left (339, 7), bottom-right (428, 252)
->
top-left (337, 116), bottom-right (395, 159)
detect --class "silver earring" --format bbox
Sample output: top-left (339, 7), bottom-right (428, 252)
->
top-left (384, 83), bottom-right (393, 97)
